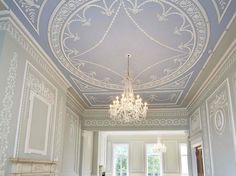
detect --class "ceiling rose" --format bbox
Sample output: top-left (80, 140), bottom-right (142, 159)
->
top-left (49, 0), bottom-right (209, 90)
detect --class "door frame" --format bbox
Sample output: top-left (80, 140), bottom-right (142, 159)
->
top-left (190, 136), bottom-right (205, 176)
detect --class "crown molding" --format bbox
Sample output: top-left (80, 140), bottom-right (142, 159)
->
top-left (66, 88), bottom-right (85, 117)
top-left (187, 39), bottom-right (236, 113)
top-left (184, 15), bottom-right (236, 111)
top-left (0, 11), bottom-right (71, 90)
top-left (82, 108), bottom-right (188, 119)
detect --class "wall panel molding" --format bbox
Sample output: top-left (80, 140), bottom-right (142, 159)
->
top-left (206, 79), bottom-right (236, 175)
top-left (54, 97), bottom-right (66, 175)
top-left (83, 118), bottom-right (188, 130)
top-left (0, 52), bottom-right (18, 175)
top-left (61, 107), bottom-right (81, 176)
top-left (14, 61), bottom-right (58, 160)
top-left (24, 90), bottom-right (52, 155)
top-left (188, 41), bottom-right (236, 113)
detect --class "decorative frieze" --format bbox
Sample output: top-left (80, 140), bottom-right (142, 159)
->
top-left (0, 17), bottom-right (69, 89)
top-left (84, 118), bottom-right (188, 128)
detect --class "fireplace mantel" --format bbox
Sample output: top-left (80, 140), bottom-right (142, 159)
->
top-left (9, 158), bottom-right (56, 176)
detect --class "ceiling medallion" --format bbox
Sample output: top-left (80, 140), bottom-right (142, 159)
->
top-left (109, 54), bottom-right (148, 122)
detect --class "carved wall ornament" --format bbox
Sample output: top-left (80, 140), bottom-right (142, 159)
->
top-left (209, 92), bottom-right (228, 135)
top-left (212, 0), bottom-right (232, 23)
top-left (14, 62), bottom-right (57, 160)
top-left (14, 0), bottom-right (47, 32)
top-left (214, 109), bottom-right (225, 134)
top-left (0, 53), bottom-right (18, 175)
top-left (26, 73), bottom-right (55, 104)
top-left (206, 79), bottom-right (236, 175)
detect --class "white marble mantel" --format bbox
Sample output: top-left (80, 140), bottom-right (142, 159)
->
top-left (9, 158), bottom-right (56, 176)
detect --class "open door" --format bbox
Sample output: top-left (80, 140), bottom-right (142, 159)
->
top-left (195, 145), bottom-right (204, 176)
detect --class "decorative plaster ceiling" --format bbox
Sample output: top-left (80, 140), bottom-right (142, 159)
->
top-left (4, 0), bottom-right (236, 109)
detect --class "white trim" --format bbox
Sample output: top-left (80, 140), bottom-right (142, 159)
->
top-left (190, 137), bottom-right (205, 176)
top-left (112, 143), bottom-right (129, 176)
top-left (13, 61), bottom-right (27, 157)
top-left (14, 61), bottom-right (58, 158)
top-left (186, 14), bottom-right (236, 110)
top-left (144, 143), bottom-right (163, 176)
top-left (212, 0), bottom-right (232, 23)
top-left (83, 90), bottom-right (183, 107)
top-left (205, 78), bottom-right (236, 175)
top-left (12, 0), bottom-right (47, 33)
top-left (226, 78), bottom-right (236, 159)
top-left (162, 140), bottom-right (180, 173)
top-left (50, 87), bottom-right (58, 160)
top-left (24, 90), bottom-right (52, 155)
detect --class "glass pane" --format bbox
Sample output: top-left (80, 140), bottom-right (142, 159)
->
top-left (180, 144), bottom-right (187, 155)
top-left (146, 144), bottom-right (161, 176)
top-left (113, 144), bottom-right (128, 176)
top-left (181, 156), bottom-right (189, 174)
top-left (180, 144), bottom-right (189, 174)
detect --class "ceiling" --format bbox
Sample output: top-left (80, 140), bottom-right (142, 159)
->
top-left (4, 0), bottom-right (236, 109)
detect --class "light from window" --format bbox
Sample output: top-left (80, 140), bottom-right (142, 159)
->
top-left (180, 143), bottom-right (189, 175)
top-left (146, 144), bottom-right (161, 176)
top-left (113, 144), bottom-right (128, 176)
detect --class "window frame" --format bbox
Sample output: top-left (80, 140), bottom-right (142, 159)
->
top-left (145, 143), bottom-right (163, 176)
top-left (179, 143), bottom-right (189, 175)
top-left (112, 143), bottom-right (129, 176)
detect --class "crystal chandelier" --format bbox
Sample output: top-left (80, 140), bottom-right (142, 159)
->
top-left (109, 54), bottom-right (148, 122)
top-left (153, 138), bottom-right (167, 153)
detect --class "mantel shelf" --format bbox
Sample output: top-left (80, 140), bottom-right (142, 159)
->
top-left (10, 158), bottom-right (57, 164)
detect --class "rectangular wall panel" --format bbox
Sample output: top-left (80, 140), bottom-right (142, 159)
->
top-left (163, 140), bottom-right (180, 173)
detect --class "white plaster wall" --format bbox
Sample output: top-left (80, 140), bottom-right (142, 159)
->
top-left (61, 107), bottom-right (81, 176)
top-left (82, 131), bottom-right (94, 176)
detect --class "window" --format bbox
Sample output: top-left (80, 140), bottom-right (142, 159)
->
top-left (146, 144), bottom-right (162, 176)
top-left (113, 144), bottom-right (129, 176)
top-left (180, 143), bottom-right (189, 175)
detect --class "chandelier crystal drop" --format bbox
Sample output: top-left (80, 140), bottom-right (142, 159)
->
top-left (109, 54), bottom-right (148, 122)
top-left (153, 138), bottom-right (167, 153)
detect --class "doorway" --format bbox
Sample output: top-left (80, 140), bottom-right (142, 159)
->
top-left (195, 145), bottom-right (204, 176)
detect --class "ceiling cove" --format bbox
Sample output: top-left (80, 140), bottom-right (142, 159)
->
top-left (5, 0), bottom-right (236, 108)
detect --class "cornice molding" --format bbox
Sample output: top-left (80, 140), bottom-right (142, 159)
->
top-left (83, 118), bottom-right (188, 129)
top-left (66, 91), bottom-right (85, 117)
top-left (185, 15), bottom-right (236, 110)
top-left (82, 108), bottom-right (188, 119)
top-left (0, 11), bottom-right (70, 91)
top-left (187, 39), bottom-right (236, 113)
